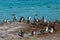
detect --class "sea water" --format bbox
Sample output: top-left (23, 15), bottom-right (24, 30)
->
top-left (0, 0), bottom-right (60, 22)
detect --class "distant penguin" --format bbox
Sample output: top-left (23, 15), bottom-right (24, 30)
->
top-left (28, 16), bottom-right (31, 21)
top-left (34, 17), bottom-right (39, 25)
top-left (36, 17), bottom-right (38, 22)
top-left (21, 18), bottom-right (24, 22)
top-left (13, 15), bottom-right (17, 22)
top-left (44, 18), bottom-right (46, 23)
top-left (20, 16), bottom-right (25, 22)
top-left (42, 17), bottom-right (46, 23)
top-left (18, 30), bottom-right (24, 37)
top-left (3, 19), bottom-right (9, 23)
top-left (4, 19), bottom-right (7, 23)
top-left (27, 16), bottom-right (31, 24)
top-left (33, 31), bottom-right (36, 35)
top-left (31, 31), bottom-right (36, 36)
top-left (6, 20), bottom-right (9, 23)
top-left (46, 26), bottom-right (49, 32)
top-left (50, 28), bottom-right (53, 33)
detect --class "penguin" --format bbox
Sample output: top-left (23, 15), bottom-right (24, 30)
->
top-left (46, 26), bottom-right (49, 32)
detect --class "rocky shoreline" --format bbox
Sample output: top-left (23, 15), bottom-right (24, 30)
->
top-left (0, 15), bottom-right (60, 40)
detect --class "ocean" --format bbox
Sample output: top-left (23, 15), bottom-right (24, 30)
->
top-left (0, 0), bottom-right (60, 22)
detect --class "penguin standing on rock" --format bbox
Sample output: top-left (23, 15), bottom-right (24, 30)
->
top-left (18, 30), bottom-right (24, 37)
top-left (13, 14), bottom-right (17, 22)
top-left (46, 26), bottom-right (49, 32)
top-left (34, 17), bottom-right (38, 25)
top-left (3, 18), bottom-right (9, 23)
top-left (19, 16), bottom-right (25, 22)
top-left (31, 31), bottom-right (36, 36)
top-left (27, 16), bottom-right (31, 24)
top-left (50, 27), bottom-right (54, 33)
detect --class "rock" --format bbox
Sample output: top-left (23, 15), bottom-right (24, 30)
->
top-left (0, 31), bottom-right (7, 38)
